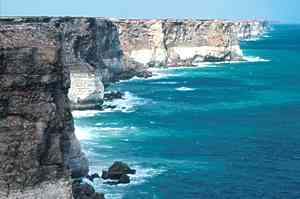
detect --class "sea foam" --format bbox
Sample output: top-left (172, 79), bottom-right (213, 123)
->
top-left (129, 166), bottom-right (166, 185)
top-left (75, 125), bottom-right (137, 141)
top-left (201, 56), bottom-right (271, 65)
top-left (242, 37), bottom-right (261, 42)
top-left (72, 110), bottom-right (101, 118)
top-left (103, 91), bottom-right (148, 113)
top-left (151, 81), bottom-right (179, 85)
top-left (175, 87), bottom-right (196, 91)
top-left (75, 126), bottom-right (95, 140)
top-left (243, 56), bottom-right (270, 62)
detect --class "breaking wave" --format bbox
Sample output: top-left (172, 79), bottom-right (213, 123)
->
top-left (243, 56), bottom-right (270, 62)
top-left (75, 125), bottom-right (138, 141)
top-left (72, 110), bottom-right (102, 118)
top-left (242, 37), bottom-right (261, 42)
top-left (150, 81), bottom-right (179, 85)
top-left (175, 87), bottom-right (196, 91)
top-left (103, 91), bottom-right (148, 113)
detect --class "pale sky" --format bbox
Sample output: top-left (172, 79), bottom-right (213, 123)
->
top-left (0, 0), bottom-right (299, 23)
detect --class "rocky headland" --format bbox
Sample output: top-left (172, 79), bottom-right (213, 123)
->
top-left (0, 16), bottom-right (267, 198)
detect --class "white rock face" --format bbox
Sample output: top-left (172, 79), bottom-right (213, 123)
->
top-left (129, 45), bottom-right (244, 66)
top-left (130, 49), bottom-right (156, 65)
top-left (69, 72), bottom-right (104, 104)
top-left (168, 46), bottom-right (236, 60)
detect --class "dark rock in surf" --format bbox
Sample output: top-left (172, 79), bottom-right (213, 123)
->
top-left (101, 161), bottom-right (136, 184)
top-left (103, 91), bottom-right (124, 101)
top-left (109, 161), bottom-right (136, 175)
top-left (103, 174), bottom-right (130, 185)
top-left (86, 173), bottom-right (101, 182)
top-left (136, 70), bottom-right (153, 78)
top-left (118, 174), bottom-right (130, 184)
top-left (72, 180), bottom-right (105, 199)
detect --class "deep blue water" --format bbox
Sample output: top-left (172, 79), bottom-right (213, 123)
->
top-left (74, 24), bottom-right (300, 199)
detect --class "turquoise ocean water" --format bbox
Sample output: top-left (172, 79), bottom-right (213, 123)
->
top-left (74, 24), bottom-right (300, 199)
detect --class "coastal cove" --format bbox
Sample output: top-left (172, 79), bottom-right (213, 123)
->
top-left (74, 24), bottom-right (300, 199)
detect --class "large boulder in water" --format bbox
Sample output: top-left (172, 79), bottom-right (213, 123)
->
top-left (136, 70), bottom-right (153, 78)
top-left (118, 174), bottom-right (130, 184)
top-left (103, 91), bottom-right (124, 101)
top-left (102, 161), bottom-right (136, 179)
top-left (101, 161), bottom-right (136, 183)
top-left (108, 161), bottom-right (136, 174)
top-left (72, 180), bottom-right (105, 199)
top-left (86, 173), bottom-right (101, 182)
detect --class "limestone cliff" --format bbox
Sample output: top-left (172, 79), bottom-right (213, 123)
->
top-left (113, 19), bottom-right (245, 67)
top-left (48, 17), bottom-right (148, 110)
top-left (0, 17), bottom-right (140, 110)
top-left (0, 17), bottom-right (267, 111)
top-left (50, 17), bottom-right (126, 110)
top-left (0, 18), bottom-right (88, 198)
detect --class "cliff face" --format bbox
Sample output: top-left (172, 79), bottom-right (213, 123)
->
top-left (51, 17), bottom-right (148, 109)
top-left (0, 17), bottom-right (135, 110)
top-left (114, 19), bottom-right (246, 67)
top-left (0, 18), bottom-right (88, 198)
top-left (0, 18), bottom-right (267, 112)
top-left (52, 17), bottom-right (126, 109)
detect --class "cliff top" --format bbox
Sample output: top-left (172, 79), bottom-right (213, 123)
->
top-left (0, 16), bottom-right (267, 24)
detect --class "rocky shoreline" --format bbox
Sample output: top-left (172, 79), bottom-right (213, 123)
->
top-left (0, 17), bottom-right (267, 199)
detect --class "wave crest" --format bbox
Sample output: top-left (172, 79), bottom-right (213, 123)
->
top-left (243, 56), bottom-right (270, 62)
top-left (103, 91), bottom-right (148, 113)
top-left (175, 87), bottom-right (196, 91)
